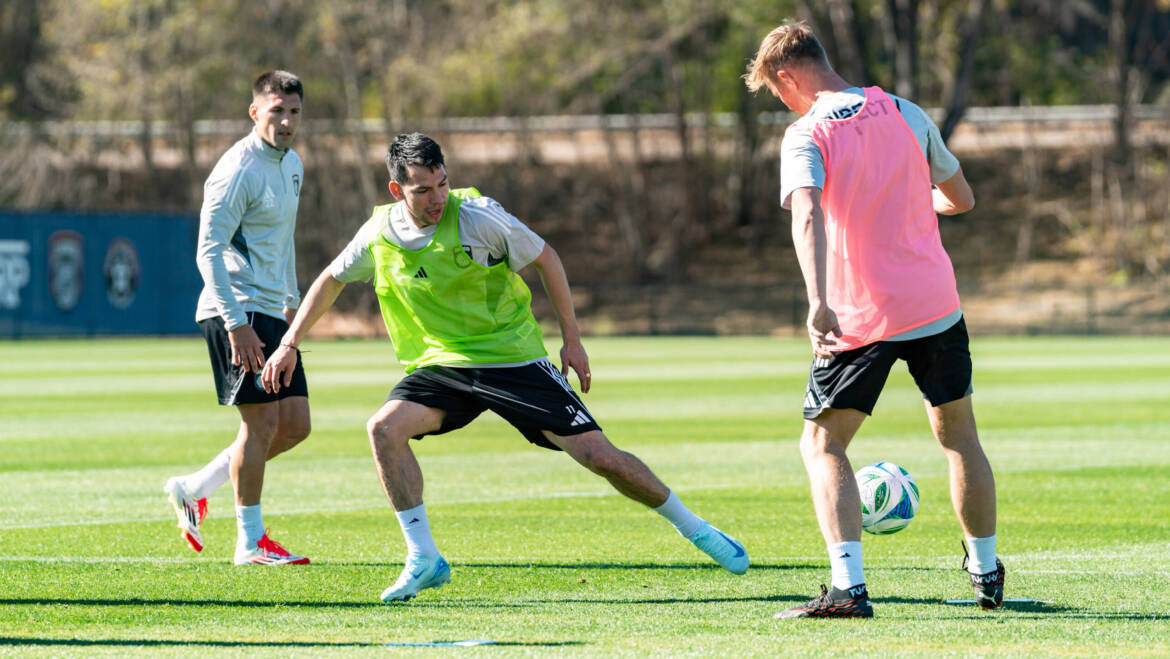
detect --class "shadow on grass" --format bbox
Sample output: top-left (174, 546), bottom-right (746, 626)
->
top-left (0, 597), bottom-right (382, 609)
top-left (0, 637), bottom-right (583, 649)
top-left (0, 637), bottom-right (378, 648)
top-left (343, 560), bottom-right (810, 571)
top-left (1, 597), bottom-right (1163, 621)
top-left (0, 594), bottom-right (779, 609)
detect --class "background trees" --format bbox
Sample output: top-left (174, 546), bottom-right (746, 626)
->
top-left (3, 0), bottom-right (1170, 313)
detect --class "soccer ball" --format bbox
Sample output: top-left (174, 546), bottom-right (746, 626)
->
top-left (855, 461), bottom-right (919, 535)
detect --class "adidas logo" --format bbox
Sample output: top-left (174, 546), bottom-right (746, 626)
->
top-left (566, 405), bottom-right (591, 427)
top-left (804, 388), bottom-right (822, 410)
top-left (408, 517), bottom-right (420, 524)
top-left (413, 267), bottom-right (428, 279)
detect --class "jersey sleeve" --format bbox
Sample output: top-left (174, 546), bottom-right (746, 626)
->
top-left (283, 157), bottom-right (304, 310)
top-left (196, 161), bottom-right (253, 330)
top-left (892, 95), bottom-right (961, 184)
top-left (329, 216), bottom-right (378, 283)
top-left (779, 123), bottom-right (826, 210)
top-left (459, 196), bottom-right (546, 271)
top-left (283, 247), bottom-right (300, 311)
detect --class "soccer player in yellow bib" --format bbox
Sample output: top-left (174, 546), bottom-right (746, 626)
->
top-left (262, 132), bottom-right (748, 602)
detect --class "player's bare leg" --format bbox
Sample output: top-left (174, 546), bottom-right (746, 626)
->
top-left (926, 396), bottom-right (995, 538)
top-left (367, 399), bottom-right (443, 511)
top-left (799, 408), bottom-right (867, 545)
top-left (778, 408), bottom-right (873, 619)
top-left (926, 395), bottom-right (1003, 608)
top-left (545, 429), bottom-right (668, 506)
top-left (164, 395), bottom-right (310, 552)
top-left (232, 403), bottom-right (278, 506)
top-left (547, 429), bottom-right (748, 574)
top-left (229, 402), bottom-right (308, 565)
top-left (267, 395), bottom-right (311, 459)
top-left (367, 399), bottom-right (451, 602)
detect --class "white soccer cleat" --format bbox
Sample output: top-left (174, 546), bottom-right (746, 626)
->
top-left (164, 477), bottom-right (207, 553)
top-left (233, 532), bottom-right (310, 566)
top-left (381, 555), bottom-right (451, 602)
top-left (688, 521), bottom-right (749, 575)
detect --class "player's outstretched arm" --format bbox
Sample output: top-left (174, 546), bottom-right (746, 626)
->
top-left (933, 166), bottom-right (975, 216)
top-left (528, 244), bottom-right (591, 394)
top-left (261, 269), bottom-right (348, 393)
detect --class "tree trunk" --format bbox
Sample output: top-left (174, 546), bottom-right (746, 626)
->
top-left (825, 0), bottom-right (867, 83)
top-left (885, 0), bottom-right (920, 99)
top-left (795, 1), bottom-right (839, 67)
top-left (1109, 0), bottom-right (1134, 170)
top-left (939, 0), bottom-right (991, 143)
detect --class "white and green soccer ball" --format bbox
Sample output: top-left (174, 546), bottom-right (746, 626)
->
top-left (855, 461), bottom-right (919, 535)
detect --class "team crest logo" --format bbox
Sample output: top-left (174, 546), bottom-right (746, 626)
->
top-left (292, 174), bottom-right (301, 196)
top-left (0, 239), bottom-right (31, 310)
top-left (48, 230), bottom-right (84, 312)
top-left (103, 237), bottom-right (140, 310)
top-left (453, 245), bottom-right (472, 268)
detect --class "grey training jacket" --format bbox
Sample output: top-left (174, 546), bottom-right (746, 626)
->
top-left (195, 131), bottom-right (303, 329)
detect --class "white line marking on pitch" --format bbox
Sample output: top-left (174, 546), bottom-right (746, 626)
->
top-left (0, 484), bottom-right (751, 530)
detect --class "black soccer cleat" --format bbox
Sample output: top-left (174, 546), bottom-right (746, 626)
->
top-left (961, 541), bottom-right (1005, 609)
top-left (968, 560), bottom-right (1005, 609)
top-left (775, 584), bottom-right (874, 619)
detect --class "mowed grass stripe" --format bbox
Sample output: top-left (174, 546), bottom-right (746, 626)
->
top-left (1, 335), bottom-right (1168, 656)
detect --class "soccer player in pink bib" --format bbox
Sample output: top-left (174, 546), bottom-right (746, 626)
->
top-left (745, 21), bottom-right (1003, 618)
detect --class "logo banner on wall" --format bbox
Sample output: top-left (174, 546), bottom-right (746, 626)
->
top-left (0, 239), bottom-right (30, 309)
top-left (48, 230), bottom-right (84, 312)
top-left (1, 211), bottom-right (200, 337)
top-left (104, 237), bottom-right (141, 310)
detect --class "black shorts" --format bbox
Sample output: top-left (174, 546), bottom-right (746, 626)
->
top-left (388, 359), bottom-right (602, 450)
top-left (199, 312), bottom-right (308, 406)
top-left (803, 317), bottom-right (973, 419)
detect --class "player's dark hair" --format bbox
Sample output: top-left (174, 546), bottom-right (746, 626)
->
top-left (253, 70), bottom-right (304, 100)
top-left (386, 132), bottom-right (445, 184)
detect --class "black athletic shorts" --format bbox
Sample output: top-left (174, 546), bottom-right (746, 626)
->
top-left (803, 317), bottom-right (973, 419)
top-left (199, 311), bottom-right (308, 406)
top-left (387, 359), bottom-right (601, 450)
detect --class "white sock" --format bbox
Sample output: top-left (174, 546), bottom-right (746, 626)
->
top-left (653, 490), bottom-right (703, 539)
top-left (396, 504), bottom-right (439, 558)
top-left (965, 534), bottom-right (998, 575)
top-left (184, 447), bottom-right (233, 500)
top-left (828, 541), bottom-right (865, 591)
top-left (236, 504), bottom-right (264, 551)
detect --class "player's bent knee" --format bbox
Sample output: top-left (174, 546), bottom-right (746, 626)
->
top-left (284, 418), bottom-right (311, 443)
top-left (367, 416), bottom-right (410, 452)
top-left (239, 404), bottom-right (281, 443)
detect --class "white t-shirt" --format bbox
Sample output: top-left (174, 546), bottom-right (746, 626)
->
top-left (330, 195), bottom-right (546, 284)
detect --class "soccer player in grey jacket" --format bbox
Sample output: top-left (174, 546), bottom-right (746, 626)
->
top-left (164, 71), bottom-right (312, 565)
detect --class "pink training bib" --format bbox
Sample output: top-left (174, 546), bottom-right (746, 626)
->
top-left (798, 86), bottom-right (960, 350)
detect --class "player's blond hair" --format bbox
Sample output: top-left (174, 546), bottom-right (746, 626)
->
top-left (744, 21), bottom-right (831, 92)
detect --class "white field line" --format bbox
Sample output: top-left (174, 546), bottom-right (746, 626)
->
top-left (0, 484), bottom-right (754, 531)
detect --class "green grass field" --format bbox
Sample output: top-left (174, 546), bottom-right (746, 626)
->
top-left (1, 335), bottom-right (1168, 657)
